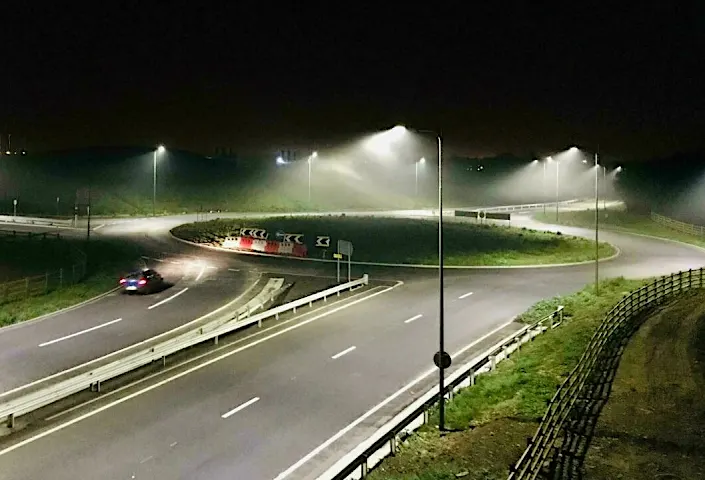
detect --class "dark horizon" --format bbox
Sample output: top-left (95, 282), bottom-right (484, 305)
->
top-left (2, 4), bottom-right (704, 160)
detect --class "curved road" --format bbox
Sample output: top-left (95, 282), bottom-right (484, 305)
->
top-left (0, 210), bottom-right (703, 479)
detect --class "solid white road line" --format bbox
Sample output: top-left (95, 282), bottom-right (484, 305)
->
top-left (38, 318), bottom-right (123, 347)
top-left (221, 397), bottom-right (260, 419)
top-left (228, 268), bottom-right (240, 272)
top-left (404, 314), bottom-right (423, 324)
top-left (93, 224), bottom-right (105, 231)
top-left (2, 282), bottom-right (402, 457)
top-left (458, 291), bottom-right (474, 299)
top-left (147, 288), bottom-right (189, 310)
top-left (272, 316), bottom-right (518, 480)
top-left (331, 346), bottom-right (356, 360)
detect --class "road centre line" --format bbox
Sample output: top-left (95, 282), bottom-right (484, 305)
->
top-left (38, 318), bottom-right (123, 347)
top-left (3, 282), bottom-right (402, 456)
top-left (195, 266), bottom-right (206, 281)
top-left (404, 314), bottom-right (423, 324)
top-left (45, 286), bottom-right (389, 421)
top-left (272, 316), bottom-right (518, 480)
top-left (147, 288), bottom-right (189, 310)
top-left (221, 397), bottom-right (260, 419)
top-left (458, 291), bottom-right (474, 299)
top-left (331, 346), bottom-right (356, 360)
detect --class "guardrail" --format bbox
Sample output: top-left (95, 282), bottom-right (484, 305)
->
top-left (0, 233), bottom-right (86, 304)
top-left (509, 267), bottom-right (704, 479)
top-left (651, 211), bottom-right (705, 237)
top-left (0, 214), bottom-right (72, 227)
top-left (0, 274), bottom-right (369, 428)
top-left (316, 305), bottom-right (565, 480)
top-left (484, 199), bottom-right (581, 213)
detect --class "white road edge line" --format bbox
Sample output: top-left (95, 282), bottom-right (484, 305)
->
top-left (228, 268), bottom-right (240, 272)
top-left (272, 316), bottom-right (518, 480)
top-left (458, 291), bottom-right (474, 299)
top-left (147, 288), bottom-right (189, 310)
top-left (38, 318), bottom-right (123, 347)
top-left (93, 224), bottom-right (105, 231)
top-left (403, 314), bottom-right (423, 324)
top-left (1, 281), bottom-right (403, 457)
top-left (221, 397), bottom-right (260, 419)
top-left (44, 286), bottom-right (390, 421)
top-left (331, 346), bottom-right (356, 360)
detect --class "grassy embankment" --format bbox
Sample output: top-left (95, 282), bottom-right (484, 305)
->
top-left (0, 236), bottom-right (143, 327)
top-left (366, 277), bottom-right (649, 480)
top-left (171, 216), bottom-right (615, 266)
top-left (534, 208), bottom-right (705, 249)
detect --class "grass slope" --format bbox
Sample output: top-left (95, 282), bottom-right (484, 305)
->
top-left (534, 209), bottom-right (705, 249)
top-left (583, 290), bottom-right (705, 479)
top-left (172, 216), bottom-right (615, 266)
top-left (0, 237), bottom-right (143, 327)
top-left (367, 277), bottom-right (648, 480)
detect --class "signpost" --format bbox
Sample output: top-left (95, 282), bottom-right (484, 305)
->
top-left (337, 239), bottom-right (353, 282)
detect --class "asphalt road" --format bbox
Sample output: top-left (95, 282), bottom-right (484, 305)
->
top-left (1, 208), bottom-right (705, 479)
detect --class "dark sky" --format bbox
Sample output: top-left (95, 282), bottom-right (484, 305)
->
top-left (2, 3), bottom-right (704, 159)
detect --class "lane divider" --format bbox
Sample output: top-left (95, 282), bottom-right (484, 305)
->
top-left (221, 397), bottom-right (260, 419)
top-left (331, 346), bottom-right (356, 360)
top-left (147, 288), bottom-right (189, 310)
top-left (38, 319), bottom-right (123, 348)
top-left (404, 314), bottom-right (423, 324)
top-left (458, 291), bottom-right (474, 299)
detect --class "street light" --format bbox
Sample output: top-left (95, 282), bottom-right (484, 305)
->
top-left (416, 157), bottom-right (426, 196)
top-left (395, 126), bottom-right (446, 432)
top-left (594, 152), bottom-right (600, 295)
top-left (276, 156), bottom-right (285, 165)
top-left (153, 145), bottom-right (165, 217)
top-left (308, 151), bottom-right (318, 203)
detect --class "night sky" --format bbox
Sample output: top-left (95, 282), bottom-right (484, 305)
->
top-left (2, 3), bottom-right (704, 159)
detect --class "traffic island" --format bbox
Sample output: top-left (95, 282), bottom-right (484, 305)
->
top-left (170, 215), bottom-right (616, 267)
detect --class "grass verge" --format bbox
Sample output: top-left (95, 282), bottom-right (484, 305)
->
top-left (0, 237), bottom-right (143, 327)
top-left (534, 209), bottom-right (705, 249)
top-left (367, 277), bottom-right (648, 480)
top-left (171, 216), bottom-right (615, 266)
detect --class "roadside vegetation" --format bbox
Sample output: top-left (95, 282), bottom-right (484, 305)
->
top-left (171, 216), bottom-right (615, 267)
top-left (583, 290), bottom-right (705, 479)
top-left (534, 208), bottom-right (705, 249)
top-left (0, 236), bottom-right (143, 327)
top-left (367, 277), bottom-right (648, 480)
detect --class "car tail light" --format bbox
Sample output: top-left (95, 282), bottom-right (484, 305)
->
top-left (138, 278), bottom-right (147, 285)
top-left (119, 278), bottom-right (126, 284)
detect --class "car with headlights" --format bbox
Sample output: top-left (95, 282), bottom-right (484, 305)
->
top-left (119, 269), bottom-right (164, 294)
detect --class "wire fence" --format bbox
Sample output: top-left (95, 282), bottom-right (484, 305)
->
top-left (509, 267), bottom-right (705, 480)
top-left (0, 231), bottom-right (87, 305)
top-left (651, 211), bottom-right (705, 237)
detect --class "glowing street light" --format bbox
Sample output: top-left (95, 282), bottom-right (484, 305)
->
top-left (153, 145), bottom-right (165, 217)
top-left (276, 156), bottom-right (285, 165)
top-left (307, 151), bottom-right (318, 203)
top-left (415, 157), bottom-right (426, 196)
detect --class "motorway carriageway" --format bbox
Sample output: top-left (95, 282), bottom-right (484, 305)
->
top-left (1, 211), bottom-right (705, 478)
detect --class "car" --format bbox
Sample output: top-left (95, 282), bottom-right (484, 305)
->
top-left (119, 269), bottom-right (164, 294)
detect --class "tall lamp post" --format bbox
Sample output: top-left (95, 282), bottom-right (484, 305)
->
top-left (552, 156), bottom-right (560, 221)
top-left (594, 152), bottom-right (600, 295)
top-left (153, 145), bottom-right (165, 217)
top-left (416, 157), bottom-right (426, 196)
top-left (308, 151), bottom-right (318, 203)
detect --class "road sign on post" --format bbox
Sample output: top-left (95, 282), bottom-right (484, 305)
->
top-left (337, 240), bottom-right (353, 282)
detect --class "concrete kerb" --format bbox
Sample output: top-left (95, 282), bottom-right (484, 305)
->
top-left (169, 231), bottom-right (622, 270)
top-left (0, 287), bottom-right (121, 333)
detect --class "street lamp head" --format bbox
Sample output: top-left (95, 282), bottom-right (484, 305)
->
top-left (311, 151), bottom-right (318, 159)
top-left (568, 146), bottom-right (579, 154)
top-left (582, 159), bottom-right (588, 164)
top-left (276, 156), bottom-right (285, 165)
top-left (389, 125), bottom-right (407, 139)
top-left (616, 166), bottom-right (623, 172)
top-left (531, 159), bottom-right (539, 164)
top-left (419, 157), bottom-right (426, 164)
top-left (157, 145), bottom-right (165, 153)
top-left (546, 156), bottom-right (553, 162)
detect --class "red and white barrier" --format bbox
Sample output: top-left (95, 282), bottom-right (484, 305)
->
top-left (222, 236), bottom-right (308, 258)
